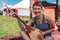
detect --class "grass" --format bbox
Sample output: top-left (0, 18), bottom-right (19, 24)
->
top-left (0, 15), bottom-right (30, 38)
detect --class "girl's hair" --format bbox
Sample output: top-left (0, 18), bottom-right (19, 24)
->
top-left (32, 1), bottom-right (43, 9)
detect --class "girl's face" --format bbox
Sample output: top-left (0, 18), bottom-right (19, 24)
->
top-left (32, 6), bottom-right (42, 17)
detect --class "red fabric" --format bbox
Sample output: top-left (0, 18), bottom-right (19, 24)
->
top-left (34, 0), bottom-right (37, 3)
top-left (6, 8), bottom-right (9, 15)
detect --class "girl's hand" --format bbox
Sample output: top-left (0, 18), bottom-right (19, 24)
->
top-left (38, 33), bottom-right (44, 40)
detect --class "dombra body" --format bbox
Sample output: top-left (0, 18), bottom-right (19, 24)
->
top-left (28, 27), bottom-right (43, 40)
